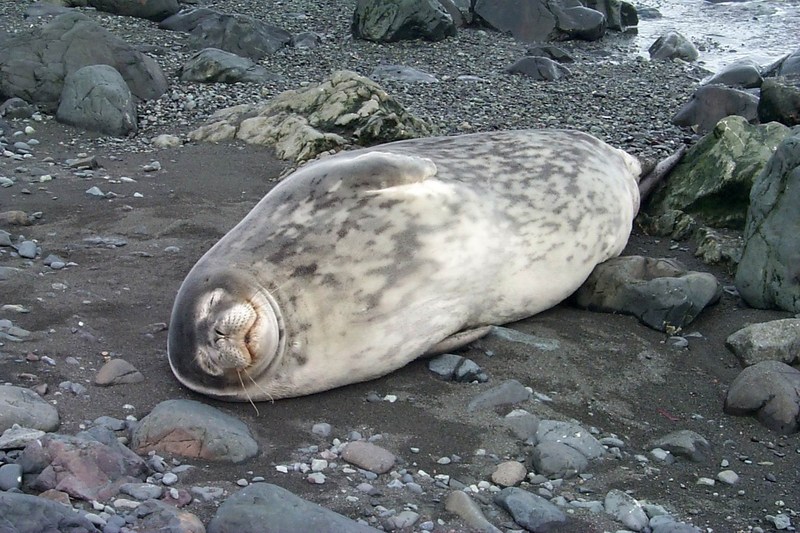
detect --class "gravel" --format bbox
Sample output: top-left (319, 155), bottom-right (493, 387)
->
top-left (0, 0), bottom-right (705, 161)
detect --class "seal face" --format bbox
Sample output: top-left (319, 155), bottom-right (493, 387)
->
top-left (168, 129), bottom-right (644, 401)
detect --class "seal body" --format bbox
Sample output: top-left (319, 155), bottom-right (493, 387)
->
top-left (168, 129), bottom-right (642, 401)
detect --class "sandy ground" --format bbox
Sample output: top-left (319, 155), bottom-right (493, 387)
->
top-left (1, 117), bottom-right (797, 532)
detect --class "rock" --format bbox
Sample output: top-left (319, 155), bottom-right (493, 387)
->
top-left (0, 385), bottom-right (59, 433)
top-left (0, 463), bottom-right (23, 490)
top-left (724, 360), bottom-right (800, 434)
top-left (717, 470), bottom-right (739, 484)
top-left (178, 48), bottom-right (280, 84)
top-left (531, 441), bottom-right (589, 478)
top-left (207, 483), bottom-right (380, 533)
top-left (131, 399), bottom-right (259, 463)
top-left (0, 12), bottom-right (167, 113)
top-left (555, 6), bottom-right (607, 41)
top-left (158, 7), bottom-right (218, 32)
top-left (311, 422), bottom-right (332, 437)
top-left (649, 31), bottom-right (698, 62)
top-left (56, 64), bottom-right (138, 136)
top-left (726, 319), bottom-right (800, 367)
top-left (758, 78), bottom-right (800, 127)
top-left (444, 490), bottom-right (502, 533)
top-left (439, 0), bottom-right (472, 26)
top-left (536, 420), bottom-right (605, 459)
top-left (388, 510), bottom-right (419, 529)
top-left (187, 12), bottom-right (291, 61)
top-left (352, 0), bottom-right (457, 43)
top-left (672, 85), bottom-right (759, 134)
top-left (19, 429), bottom-right (149, 501)
top-left (703, 59), bottom-right (763, 89)
top-left (87, 0), bottom-right (180, 21)
top-left (95, 358), bottom-right (145, 386)
top-left (291, 31), bottom-right (323, 49)
top-left (583, 0), bottom-right (638, 31)
top-left (649, 430), bottom-right (711, 462)
top-left (467, 379), bottom-right (531, 412)
top-left (427, 353), bottom-right (488, 382)
top-left (526, 44), bottom-right (575, 62)
top-left (604, 489), bottom-right (649, 531)
top-left (188, 70), bottom-right (433, 162)
top-left (736, 131), bottom-right (800, 312)
top-left (0, 491), bottom-right (101, 532)
top-left (693, 227), bottom-right (743, 267)
top-left (480, 326), bottom-right (561, 352)
top-left (775, 46), bottom-right (800, 78)
top-left (16, 240), bottom-right (37, 258)
top-left (0, 424), bottom-right (46, 450)
top-left (504, 410), bottom-right (540, 442)
top-left (505, 56), bottom-right (572, 80)
top-left (125, 499), bottom-right (205, 532)
top-left (0, 97), bottom-right (36, 119)
top-left (492, 461), bottom-right (527, 487)
top-left (475, 0), bottom-right (560, 42)
top-left (370, 64), bottom-right (438, 83)
top-left (574, 256), bottom-right (722, 332)
top-left (649, 116), bottom-right (791, 228)
top-left (494, 487), bottom-right (568, 532)
top-left (341, 441), bottom-right (396, 474)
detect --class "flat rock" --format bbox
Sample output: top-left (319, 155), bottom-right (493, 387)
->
top-left (726, 319), bottom-right (800, 367)
top-left (445, 490), bottom-right (502, 533)
top-left (340, 440), bottom-right (396, 474)
top-left (649, 429), bottom-right (711, 462)
top-left (95, 358), bottom-right (145, 386)
top-left (494, 486), bottom-right (567, 532)
top-left (0, 491), bottom-right (101, 532)
top-left (131, 399), bottom-right (259, 463)
top-left (531, 441), bottom-right (589, 478)
top-left (604, 489), bottom-right (649, 531)
top-left (0, 385), bottom-right (59, 433)
top-left (207, 483), bottom-right (380, 533)
top-left (672, 84), bottom-right (760, 134)
top-left (467, 379), bottom-right (531, 412)
top-left (0, 424), bottom-right (46, 450)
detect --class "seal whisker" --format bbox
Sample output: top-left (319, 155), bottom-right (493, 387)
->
top-left (243, 367), bottom-right (275, 404)
top-left (236, 369), bottom-right (260, 415)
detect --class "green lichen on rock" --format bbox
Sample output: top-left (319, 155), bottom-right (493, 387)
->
top-left (647, 116), bottom-right (791, 229)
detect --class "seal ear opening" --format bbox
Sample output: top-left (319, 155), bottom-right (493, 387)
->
top-left (330, 151), bottom-right (438, 191)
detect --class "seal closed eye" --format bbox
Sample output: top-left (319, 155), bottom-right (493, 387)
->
top-left (167, 129), bottom-right (673, 401)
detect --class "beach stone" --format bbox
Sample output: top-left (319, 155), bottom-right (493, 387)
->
top-left (19, 429), bottom-right (148, 501)
top-left (0, 97), bottom-right (35, 119)
top-left (0, 12), bottom-right (167, 112)
top-left (87, 0), bottom-right (180, 21)
top-left (649, 30), bottom-right (698, 61)
top-left (556, 6), bottom-right (606, 41)
top-left (704, 58), bottom-right (763, 88)
top-left (649, 430), bottom-right (711, 462)
top-left (724, 360), bottom-right (800, 434)
top-left (672, 84), bottom-right (760, 133)
top-left (439, 0), bottom-right (472, 26)
top-left (352, 0), bottom-right (457, 42)
top-left (504, 410), bottom-right (540, 442)
top-left (370, 64), bottom-right (438, 83)
top-left (119, 482), bottom-right (163, 500)
top-left (0, 385), bottom-right (59, 433)
top-left (475, 0), bottom-right (558, 42)
top-left (0, 424), bottom-right (46, 450)
top-left (726, 319), bottom-right (800, 367)
top-left (189, 70), bottom-right (433, 162)
top-left (649, 116), bottom-right (790, 228)
top-left (16, 240), bottom-right (37, 258)
top-left (736, 131), bottom-right (800, 312)
top-left (445, 490), bottom-right (502, 532)
top-left (479, 326), bottom-right (561, 352)
top-left (131, 399), bottom-right (259, 463)
top-left (186, 12), bottom-right (291, 61)
top-left (494, 487), bottom-right (567, 532)
top-left (467, 379), bottom-right (531, 412)
top-left (0, 463), bottom-right (23, 490)
top-left (311, 422), bottom-right (332, 437)
top-left (388, 510), bottom-right (420, 529)
top-left (0, 491), bottom-right (101, 532)
top-left (574, 256), bottom-right (722, 332)
top-left (526, 44), bottom-right (575, 62)
top-left (341, 441), bottom-right (396, 474)
top-left (604, 489), bottom-right (649, 531)
top-left (531, 441), bottom-right (589, 478)
top-left (207, 483), bottom-right (380, 533)
top-left (693, 227), bottom-right (743, 267)
top-left (178, 47), bottom-right (280, 84)
top-left (427, 353), bottom-right (487, 382)
top-left (758, 78), bottom-right (800, 127)
top-left (492, 461), bottom-right (527, 487)
top-left (291, 31), bottom-right (323, 49)
top-left (584, 0), bottom-right (638, 31)
top-left (536, 420), bottom-right (605, 459)
top-left (57, 64), bottom-right (137, 136)
top-left (158, 7), bottom-right (218, 32)
top-left (776, 47), bottom-right (800, 78)
top-left (506, 56), bottom-right (571, 80)
top-left (95, 358), bottom-right (145, 386)
top-left (125, 499), bottom-right (205, 533)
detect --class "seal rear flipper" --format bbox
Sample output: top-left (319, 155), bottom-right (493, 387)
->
top-left (425, 326), bottom-right (493, 356)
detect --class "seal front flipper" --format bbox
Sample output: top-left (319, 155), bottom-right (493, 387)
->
top-left (425, 326), bottom-right (493, 356)
top-left (308, 151), bottom-right (438, 193)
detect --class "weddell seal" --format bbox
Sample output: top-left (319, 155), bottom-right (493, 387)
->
top-left (168, 129), bottom-right (680, 401)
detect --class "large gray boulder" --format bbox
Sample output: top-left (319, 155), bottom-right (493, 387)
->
top-left (0, 12), bottom-right (167, 112)
top-left (474, 0), bottom-right (618, 42)
top-left (583, 0), bottom-right (638, 30)
top-left (352, 0), bottom-right (457, 42)
top-left (703, 58), bottom-right (763, 89)
top-left (648, 116), bottom-right (791, 228)
top-left (735, 131), bottom-right (800, 312)
top-left (56, 64), bottom-right (137, 136)
top-left (672, 84), bottom-right (760, 134)
top-left (724, 360), bottom-right (800, 434)
top-left (87, 0), bottom-right (180, 21)
top-left (649, 31), bottom-right (698, 61)
top-left (188, 70), bottom-right (434, 162)
top-left (758, 78), bottom-right (800, 127)
top-left (178, 48), bottom-right (280, 84)
top-left (574, 256), bottom-right (722, 332)
top-left (187, 12), bottom-right (291, 60)
top-left (0, 491), bottom-right (101, 533)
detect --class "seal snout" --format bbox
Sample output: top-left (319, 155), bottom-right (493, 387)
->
top-left (211, 302), bottom-right (258, 370)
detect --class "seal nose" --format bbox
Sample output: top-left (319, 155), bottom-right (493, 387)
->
top-left (212, 303), bottom-right (257, 369)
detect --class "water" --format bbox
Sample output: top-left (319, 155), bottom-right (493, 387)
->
top-left (632, 0), bottom-right (800, 72)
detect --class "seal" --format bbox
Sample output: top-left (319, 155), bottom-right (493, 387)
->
top-left (168, 129), bottom-right (668, 401)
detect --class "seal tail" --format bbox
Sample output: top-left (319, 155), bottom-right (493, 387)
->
top-left (637, 145), bottom-right (687, 203)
